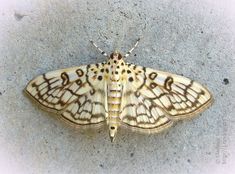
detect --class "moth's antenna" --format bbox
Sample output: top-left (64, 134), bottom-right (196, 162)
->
top-left (124, 38), bottom-right (140, 58)
top-left (90, 40), bottom-right (109, 58)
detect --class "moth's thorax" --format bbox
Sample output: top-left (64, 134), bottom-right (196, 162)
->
top-left (107, 52), bottom-right (126, 81)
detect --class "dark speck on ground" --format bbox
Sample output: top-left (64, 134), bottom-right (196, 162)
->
top-left (223, 78), bottom-right (229, 85)
top-left (14, 12), bottom-right (25, 21)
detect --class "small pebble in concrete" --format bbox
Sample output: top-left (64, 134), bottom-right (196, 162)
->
top-left (223, 78), bottom-right (229, 85)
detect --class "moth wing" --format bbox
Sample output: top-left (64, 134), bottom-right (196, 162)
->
top-left (119, 63), bottom-right (213, 132)
top-left (25, 63), bottom-right (108, 125)
top-left (120, 87), bottom-right (173, 133)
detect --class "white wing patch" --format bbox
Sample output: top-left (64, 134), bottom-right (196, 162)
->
top-left (25, 63), bottom-right (108, 125)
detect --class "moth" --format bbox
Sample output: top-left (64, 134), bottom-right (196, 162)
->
top-left (25, 39), bottom-right (213, 142)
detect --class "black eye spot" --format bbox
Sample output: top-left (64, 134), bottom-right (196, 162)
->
top-left (118, 54), bottom-right (122, 60)
top-left (110, 126), bottom-right (115, 130)
top-left (101, 69), bottom-right (104, 72)
top-left (106, 69), bottom-right (109, 73)
top-left (127, 70), bottom-right (131, 74)
top-left (129, 77), bottom-right (134, 82)
top-left (121, 62), bottom-right (124, 66)
top-left (98, 76), bottom-right (103, 81)
top-left (110, 53), bottom-right (114, 59)
top-left (115, 71), bottom-right (118, 74)
top-left (91, 68), bottom-right (94, 71)
top-left (117, 66), bottom-right (120, 69)
top-left (108, 62), bottom-right (111, 65)
top-left (122, 69), bottom-right (126, 74)
top-left (114, 60), bottom-right (117, 64)
top-left (94, 71), bottom-right (97, 74)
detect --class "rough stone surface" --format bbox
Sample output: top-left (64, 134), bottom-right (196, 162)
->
top-left (0, 0), bottom-right (235, 174)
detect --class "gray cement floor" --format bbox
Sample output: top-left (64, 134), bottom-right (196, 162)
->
top-left (0, 0), bottom-right (235, 174)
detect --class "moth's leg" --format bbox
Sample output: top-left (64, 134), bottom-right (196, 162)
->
top-left (124, 38), bottom-right (140, 58)
top-left (90, 40), bottom-right (109, 57)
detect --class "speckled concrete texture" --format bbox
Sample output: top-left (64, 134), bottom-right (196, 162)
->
top-left (0, 0), bottom-right (235, 174)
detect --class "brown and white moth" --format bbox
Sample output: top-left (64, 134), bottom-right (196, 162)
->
top-left (25, 39), bottom-right (213, 142)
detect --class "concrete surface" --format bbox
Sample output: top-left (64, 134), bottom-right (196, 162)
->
top-left (0, 0), bottom-right (235, 174)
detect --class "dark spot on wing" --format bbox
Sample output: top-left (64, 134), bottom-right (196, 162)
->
top-left (150, 82), bottom-right (157, 89)
top-left (149, 72), bottom-right (158, 80)
top-left (128, 77), bottom-right (134, 82)
top-left (118, 54), bottom-right (122, 60)
top-left (110, 53), bottom-right (114, 59)
top-left (164, 77), bottom-right (173, 91)
top-left (61, 72), bottom-right (69, 85)
top-left (76, 69), bottom-right (84, 77)
top-left (98, 76), bottom-right (103, 81)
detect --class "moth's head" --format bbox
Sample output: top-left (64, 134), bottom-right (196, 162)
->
top-left (109, 51), bottom-right (123, 61)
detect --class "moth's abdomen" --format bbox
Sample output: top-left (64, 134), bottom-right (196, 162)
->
top-left (107, 81), bottom-right (122, 119)
top-left (107, 80), bottom-right (122, 141)
top-left (107, 80), bottom-right (122, 127)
